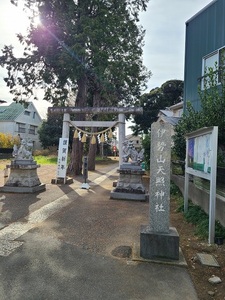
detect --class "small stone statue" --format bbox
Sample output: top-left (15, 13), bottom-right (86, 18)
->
top-left (122, 140), bottom-right (144, 164)
top-left (12, 144), bottom-right (18, 158)
top-left (122, 140), bottom-right (129, 162)
top-left (16, 138), bottom-right (33, 160)
top-left (137, 148), bottom-right (144, 164)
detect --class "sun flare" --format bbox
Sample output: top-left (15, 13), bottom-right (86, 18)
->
top-left (32, 15), bottom-right (41, 27)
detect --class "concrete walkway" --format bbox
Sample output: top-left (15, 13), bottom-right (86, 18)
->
top-left (0, 161), bottom-right (198, 300)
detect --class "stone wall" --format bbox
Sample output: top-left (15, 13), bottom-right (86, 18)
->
top-left (171, 174), bottom-right (225, 228)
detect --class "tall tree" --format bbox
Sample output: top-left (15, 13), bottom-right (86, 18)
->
top-left (132, 80), bottom-right (183, 134)
top-left (0, 0), bottom-right (150, 174)
top-left (38, 114), bottom-right (63, 149)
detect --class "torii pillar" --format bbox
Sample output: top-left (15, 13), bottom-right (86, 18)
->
top-left (48, 107), bottom-right (143, 168)
top-left (118, 113), bottom-right (126, 166)
top-left (62, 113), bottom-right (70, 139)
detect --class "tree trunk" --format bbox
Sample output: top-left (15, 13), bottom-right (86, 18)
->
top-left (67, 75), bottom-right (87, 176)
top-left (87, 90), bottom-right (101, 170)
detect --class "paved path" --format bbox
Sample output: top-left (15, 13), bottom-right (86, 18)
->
top-left (0, 162), bottom-right (199, 300)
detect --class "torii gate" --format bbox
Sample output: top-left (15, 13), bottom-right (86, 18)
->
top-left (48, 106), bottom-right (143, 179)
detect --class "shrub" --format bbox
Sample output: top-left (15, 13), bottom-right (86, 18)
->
top-left (184, 205), bottom-right (207, 225)
top-left (142, 134), bottom-right (150, 170)
top-left (184, 204), bottom-right (225, 239)
top-left (170, 182), bottom-right (182, 196)
top-left (0, 133), bottom-right (20, 148)
top-left (173, 63), bottom-right (225, 163)
top-left (171, 182), bottom-right (225, 240)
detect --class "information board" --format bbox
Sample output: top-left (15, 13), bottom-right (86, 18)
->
top-left (184, 126), bottom-right (218, 244)
top-left (56, 138), bottom-right (69, 179)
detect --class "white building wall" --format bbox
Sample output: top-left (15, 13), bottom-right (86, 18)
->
top-left (0, 122), bottom-right (15, 135)
top-left (0, 103), bottom-right (43, 150)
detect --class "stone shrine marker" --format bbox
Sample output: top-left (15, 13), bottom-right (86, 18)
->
top-left (140, 121), bottom-right (179, 260)
top-left (149, 121), bottom-right (171, 232)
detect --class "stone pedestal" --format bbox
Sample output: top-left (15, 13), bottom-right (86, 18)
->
top-left (140, 225), bottom-right (180, 260)
top-left (0, 160), bottom-right (46, 193)
top-left (110, 163), bottom-right (147, 201)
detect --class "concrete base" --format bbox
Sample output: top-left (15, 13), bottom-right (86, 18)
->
top-left (5, 164), bottom-right (41, 187)
top-left (1, 161), bottom-right (46, 193)
top-left (113, 164), bottom-right (146, 195)
top-left (110, 191), bottom-right (148, 201)
top-left (51, 177), bottom-right (73, 185)
top-left (81, 183), bottom-right (90, 190)
top-left (0, 183), bottom-right (46, 193)
top-left (132, 243), bottom-right (187, 267)
top-left (140, 225), bottom-right (180, 260)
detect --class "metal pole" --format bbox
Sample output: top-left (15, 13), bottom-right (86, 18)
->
top-left (208, 126), bottom-right (218, 244)
top-left (184, 137), bottom-right (189, 213)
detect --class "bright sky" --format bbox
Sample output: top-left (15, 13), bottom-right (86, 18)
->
top-left (0, 0), bottom-right (213, 103)
top-left (0, 1), bottom-right (28, 101)
top-left (141, 0), bottom-right (213, 91)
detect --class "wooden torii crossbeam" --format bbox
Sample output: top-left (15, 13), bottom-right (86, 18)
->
top-left (48, 106), bottom-right (143, 115)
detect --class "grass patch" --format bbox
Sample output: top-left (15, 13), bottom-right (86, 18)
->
top-left (185, 205), bottom-right (225, 239)
top-left (184, 205), bottom-right (207, 225)
top-left (95, 156), bottom-right (118, 164)
top-left (34, 155), bottom-right (118, 165)
top-left (0, 155), bottom-right (118, 166)
top-left (170, 182), bottom-right (184, 212)
top-left (170, 182), bottom-right (182, 197)
top-left (34, 155), bottom-right (57, 165)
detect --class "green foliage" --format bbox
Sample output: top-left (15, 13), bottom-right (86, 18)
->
top-left (173, 102), bottom-right (204, 161)
top-left (194, 219), bottom-right (209, 239)
top-left (130, 79), bottom-right (184, 171)
top-left (0, 0), bottom-right (150, 106)
top-left (215, 220), bottom-right (225, 238)
top-left (141, 134), bottom-right (150, 170)
top-left (194, 214), bottom-right (225, 239)
top-left (170, 182), bottom-right (182, 197)
top-left (170, 183), bottom-right (185, 213)
top-left (33, 154), bottom-right (117, 165)
top-left (38, 113), bottom-right (75, 149)
top-left (173, 63), bottom-right (225, 161)
top-left (171, 183), bottom-right (225, 240)
top-left (132, 80), bottom-right (183, 134)
top-left (184, 205), bottom-right (207, 225)
top-left (217, 149), bottom-right (225, 167)
top-left (0, 133), bottom-right (20, 148)
top-left (188, 203), bottom-right (225, 239)
top-left (38, 114), bottom-right (63, 149)
top-left (199, 65), bottom-right (225, 145)
top-left (0, 0), bottom-right (151, 175)
top-left (193, 218), bottom-right (225, 240)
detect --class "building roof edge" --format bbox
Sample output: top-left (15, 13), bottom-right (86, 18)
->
top-left (186, 0), bottom-right (217, 24)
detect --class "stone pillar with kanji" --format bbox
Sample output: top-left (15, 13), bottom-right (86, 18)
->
top-left (140, 121), bottom-right (180, 260)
